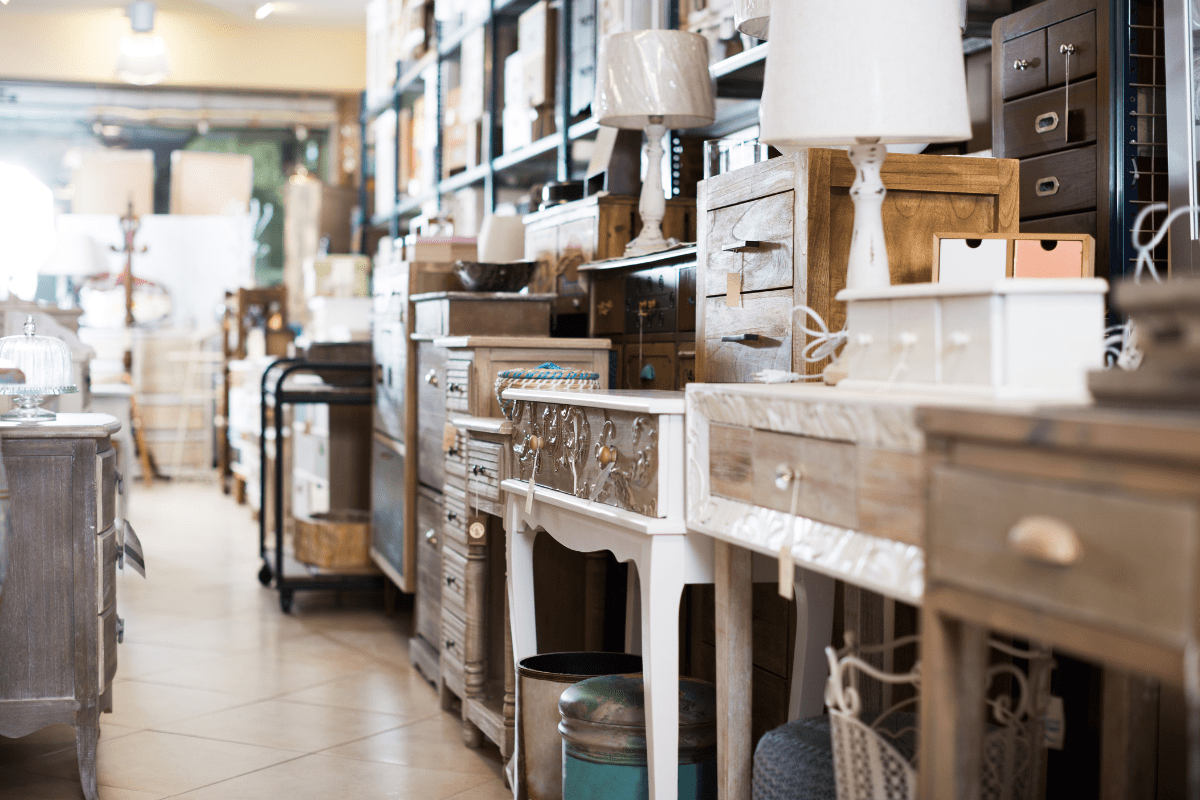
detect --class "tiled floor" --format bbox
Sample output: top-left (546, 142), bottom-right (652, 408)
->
top-left (0, 481), bottom-right (511, 800)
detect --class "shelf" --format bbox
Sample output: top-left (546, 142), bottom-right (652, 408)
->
top-left (493, 0), bottom-right (541, 18)
top-left (568, 117), bottom-right (601, 141)
top-left (493, 134), bottom-right (560, 174)
top-left (397, 51), bottom-right (438, 98)
top-left (438, 163), bottom-right (489, 194)
top-left (369, 213), bottom-right (394, 228)
top-left (396, 192), bottom-right (438, 217)
top-left (438, 16), bottom-right (488, 57)
top-left (711, 43), bottom-right (767, 100)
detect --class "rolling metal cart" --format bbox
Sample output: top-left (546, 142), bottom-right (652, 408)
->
top-left (257, 357), bottom-right (383, 612)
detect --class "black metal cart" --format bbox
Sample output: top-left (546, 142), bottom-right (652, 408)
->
top-left (257, 357), bottom-right (383, 612)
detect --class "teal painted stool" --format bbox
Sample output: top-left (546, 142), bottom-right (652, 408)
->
top-left (558, 674), bottom-right (717, 800)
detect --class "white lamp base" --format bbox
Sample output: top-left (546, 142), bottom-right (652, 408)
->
top-left (845, 143), bottom-right (892, 290)
top-left (624, 121), bottom-right (674, 257)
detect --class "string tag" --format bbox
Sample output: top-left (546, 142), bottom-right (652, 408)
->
top-left (777, 468), bottom-right (802, 600)
top-left (525, 450), bottom-right (538, 514)
top-left (1061, 43), bottom-right (1074, 144)
top-left (589, 462), bottom-right (615, 502)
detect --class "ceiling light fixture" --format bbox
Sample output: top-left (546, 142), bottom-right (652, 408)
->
top-left (255, 3), bottom-right (275, 19)
top-left (115, 1), bottom-right (170, 86)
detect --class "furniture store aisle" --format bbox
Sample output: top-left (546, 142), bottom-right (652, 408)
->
top-left (0, 482), bottom-right (510, 800)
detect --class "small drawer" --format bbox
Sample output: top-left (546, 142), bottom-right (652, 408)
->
top-left (622, 343), bottom-right (676, 391)
top-left (466, 440), bottom-right (502, 503)
top-left (703, 289), bottom-right (794, 383)
top-left (1047, 12), bottom-right (1096, 86)
top-left (705, 190), bottom-right (795, 296)
top-left (97, 525), bottom-right (117, 614)
top-left (1012, 237), bottom-right (1087, 278)
top-left (97, 448), bottom-right (116, 533)
top-left (441, 605), bottom-right (467, 671)
top-left (747, 429), bottom-right (859, 531)
top-left (940, 297), bottom-right (995, 386)
top-left (1001, 77), bottom-right (1097, 159)
top-left (415, 487), bottom-right (443, 648)
top-left (929, 467), bottom-right (1198, 644)
top-left (442, 546), bottom-right (467, 609)
top-left (936, 238), bottom-right (1008, 285)
top-left (443, 485), bottom-right (469, 547)
top-left (444, 426), bottom-right (468, 480)
top-left (1001, 28), bottom-right (1046, 100)
top-left (1020, 211), bottom-right (1097, 237)
top-left (445, 359), bottom-right (471, 414)
top-left (888, 297), bottom-right (937, 384)
top-left (1018, 145), bottom-right (1095, 218)
top-left (98, 606), bottom-right (118, 690)
top-left (677, 348), bottom-right (696, 386)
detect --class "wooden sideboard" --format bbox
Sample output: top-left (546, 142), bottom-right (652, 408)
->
top-left (0, 414), bottom-right (122, 800)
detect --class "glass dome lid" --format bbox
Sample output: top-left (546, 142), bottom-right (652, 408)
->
top-left (0, 316), bottom-right (77, 421)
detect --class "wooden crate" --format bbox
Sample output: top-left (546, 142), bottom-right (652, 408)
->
top-left (695, 149), bottom-right (1019, 382)
top-left (294, 509), bottom-right (377, 571)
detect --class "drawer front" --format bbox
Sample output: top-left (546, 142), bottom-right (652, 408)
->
top-left (1001, 28), bottom-right (1046, 100)
top-left (98, 605), bottom-right (118, 690)
top-left (706, 191), bottom-right (794, 296)
top-left (929, 467), bottom-right (1197, 643)
top-left (414, 299), bottom-right (447, 336)
top-left (415, 488), bottom-right (443, 649)
top-left (373, 321), bottom-right (406, 440)
top-left (703, 289), bottom-right (793, 382)
top-left (467, 440), bottom-right (502, 503)
top-left (746, 430), bottom-right (859, 530)
top-left (371, 435), bottom-right (408, 588)
top-left (1018, 146), bottom-right (1096, 218)
top-left (97, 447), bottom-right (116, 533)
top-left (445, 425), bottom-right (468, 484)
top-left (677, 348), bottom-right (696, 386)
top-left (416, 344), bottom-right (448, 489)
top-left (442, 545), bottom-right (468, 609)
top-left (622, 343), bottom-right (677, 391)
top-left (679, 266), bottom-right (696, 332)
top-left (441, 604), bottom-right (468, 672)
top-left (445, 359), bottom-right (472, 414)
top-left (1047, 12), bottom-right (1096, 86)
top-left (1020, 211), bottom-right (1096, 237)
top-left (443, 484), bottom-right (469, 547)
top-left (1001, 77), bottom-right (1097, 159)
top-left (97, 525), bottom-right (117, 614)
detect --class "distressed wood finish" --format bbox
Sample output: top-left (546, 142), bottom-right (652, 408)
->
top-left (415, 342), bottom-right (448, 490)
top-left (410, 484), bottom-right (443, 685)
top-left (696, 149), bottom-right (1018, 382)
top-left (1017, 145), bottom-right (1097, 217)
top-left (714, 540), bottom-right (753, 800)
top-left (918, 404), bottom-right (1200, 800)
top-left (0, 417), bottom-right (121, 800)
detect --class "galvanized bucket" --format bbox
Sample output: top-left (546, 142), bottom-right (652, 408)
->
top-left (558, 674), bottom-right (717, 800)
top-left (517, 652), bottom-right (644, 800)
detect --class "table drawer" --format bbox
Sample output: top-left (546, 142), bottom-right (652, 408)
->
top-left (705, 190), bottom-right (794, 296)
top-left (1001, 28), bottom-right (1046, 100)
top-left (929, 466), bottom-right (1198, 643)
top-left (442, 545), bottom-right (468, 609)
top-left (415, 487), bottom-right (443, 649)
top-left (703, 289), bottom-right (794, 383)
top-left (1047, 11), bottom-right (1096, 86)
top-left (749, 430), bottom-right (859, 530)
top-left (97, 448), bottom-right (116, 533)
top-left (1018, 145), bottom-right (1095, 218)
top-left (445, 359), bottom-right (471, 415)
top-left (1001, 77), bottom-right (1096, 159)
top-left (466, 440), bottom-right (502, 503)
top-left (97, 525), bottom-right (117, 614)
top-left (441, 604), bottom-right (467, 673)
top-left (98, 605), bottom-right (118, 690)
top-left (445, 426), bottom-right (467, 483)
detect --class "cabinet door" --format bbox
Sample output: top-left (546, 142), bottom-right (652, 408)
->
top-left (415, 487), bottom-right (443, 652)
top-left (370, 435), bottom-right (410, 591)
top-left (416, 343), bottom-right (448, 490)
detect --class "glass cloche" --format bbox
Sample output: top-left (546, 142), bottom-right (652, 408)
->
top-left (0, 316), bottom-right (77, 421)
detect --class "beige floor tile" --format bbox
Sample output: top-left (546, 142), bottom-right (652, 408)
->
top-left (237, 632), bottom-right (382, 670)
top-left (447, 778), bottom-right (515, 800)
top-left (323, 713), bottom-right (505, 777)
top-left (170, 753), bottom-right (490, 800)
top-left (101, 680), bottom-right (249, 729)
top-left (122, 612), bottom-right (308, 653)
top-left (158, 698), bottom-right (405, 753)
top-left (0, 767), bottom-right (165, 800)
top-left (137, 650), bottom-right (365, 699)
top-left (321, 627), bottom-right (415, 669)
top-left (18, 731), bottom-right (300, 796)
top-left (109, 643), bottom-right (225, 680)
top-left (275, 669), bottom-right (442, 718)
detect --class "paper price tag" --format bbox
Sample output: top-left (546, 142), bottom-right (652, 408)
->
top-left (468, 517), bottom-right (487, 540)
top-left (443, 423), bottom-right (458, 452)
top-left (726, 273), bottom-right (742, 307)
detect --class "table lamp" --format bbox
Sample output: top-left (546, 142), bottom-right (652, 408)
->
top-left (595, 30), bottom-right (715, 257)
top-left (759, 0), bottom-right (970, 289)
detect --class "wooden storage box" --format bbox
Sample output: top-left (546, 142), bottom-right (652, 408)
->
top-left (523, 195), bottom-right (697, 315)
top-left (411, 292), bottom-right (554, 336)
top-left (294, 509), bottom-right (376, 571)
top-left (695, 149), bottom-right (1019, 382)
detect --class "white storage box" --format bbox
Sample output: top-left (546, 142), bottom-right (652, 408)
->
top-left (836, 279), bottom-right (1108, 400)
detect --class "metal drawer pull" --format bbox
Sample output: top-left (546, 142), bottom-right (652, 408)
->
top-left (424, 369), bottom-right (438, 386)
top-left (425, 528), bottom-right (438, 547)
top-left (1013, 58), bottom-right (1031, 70)
top-left (722, 240), bottom-right (762, 253)
top-left (1007, 515), bottom-right (1082, 566)
top-left (446, 575), bottom-right (458, 587)
top-left (445, 639), bottom-right (456, 650)
top-left (1035, 111), bottom-right (1059, 133)
top-left (721, 333), bottom-right (760, 343)
top-left (774, 464), bottom-right (803, 490)
top-left (1035, 177), bottom-right (1060, 197)
top-left (116, 617), bottom-right (125, 644)
top-left (447, 512), bottom-right (458, 522)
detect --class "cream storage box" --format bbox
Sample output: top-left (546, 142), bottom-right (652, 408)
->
top-left (835, 279), bottom-right (1108, 400)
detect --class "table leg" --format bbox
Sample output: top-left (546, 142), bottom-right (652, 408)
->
top-left (507, 523), bottom-right (538, 664)
top-left (76, 718), bottom-right (99, 800)
top-left (788, 568), bottom-right (835, 721)
top-left (625, 561), bottom-right (642, 654)
top-left (1100, 669), bottom-right (1159, 800)
top-left (714, 540), bottom-right (752, 800)
top-left (641, 539), bottom-right (686, 800)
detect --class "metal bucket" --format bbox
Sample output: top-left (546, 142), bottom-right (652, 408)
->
top-left (517, 652), bottom-right (643, 800)
top-left (558, 674), bottom-right (717, 800)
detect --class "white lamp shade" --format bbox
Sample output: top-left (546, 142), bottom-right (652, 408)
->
top-left (594, 30), bottom-right (715, 130)
top-left (42, 232), bottom-right (107, 277)
top-left (477, 214), bottom-right (526, 263)
top-left (735, 0), bottom-right (770, 40)
top-left (759, 0), bottom-right (971, 147)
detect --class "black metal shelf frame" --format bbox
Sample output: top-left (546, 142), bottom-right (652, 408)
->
top-left (257, 358), bottom-right (383, 613)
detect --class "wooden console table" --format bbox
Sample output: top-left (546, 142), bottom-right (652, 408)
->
top-left (0, 414), bottom-right (122, 800)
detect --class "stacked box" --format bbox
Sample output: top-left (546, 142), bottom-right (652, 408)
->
top-left (131, 329), bottom-right (219, 479)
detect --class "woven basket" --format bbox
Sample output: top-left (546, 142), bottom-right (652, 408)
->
top-left (293, 509), bottom-right (375, 571)
top-left (495, 362), bottom-right (601, 419)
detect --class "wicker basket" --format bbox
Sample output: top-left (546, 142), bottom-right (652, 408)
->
top-left (293, 509), bottom-right (375, 571)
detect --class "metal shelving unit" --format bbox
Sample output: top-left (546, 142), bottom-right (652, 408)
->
top-left (257, 359), bottom-right (383, 613)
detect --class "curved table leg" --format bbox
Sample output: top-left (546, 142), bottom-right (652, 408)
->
top-left (76, 718), bottom-right (99, 800)
top-left (788, 568), bottom-right (836, 721)
top-left (641, 537), bottom-right (687, 800)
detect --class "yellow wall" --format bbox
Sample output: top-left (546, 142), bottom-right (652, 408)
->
top-left (0, 8), bottom-right (365, 93)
